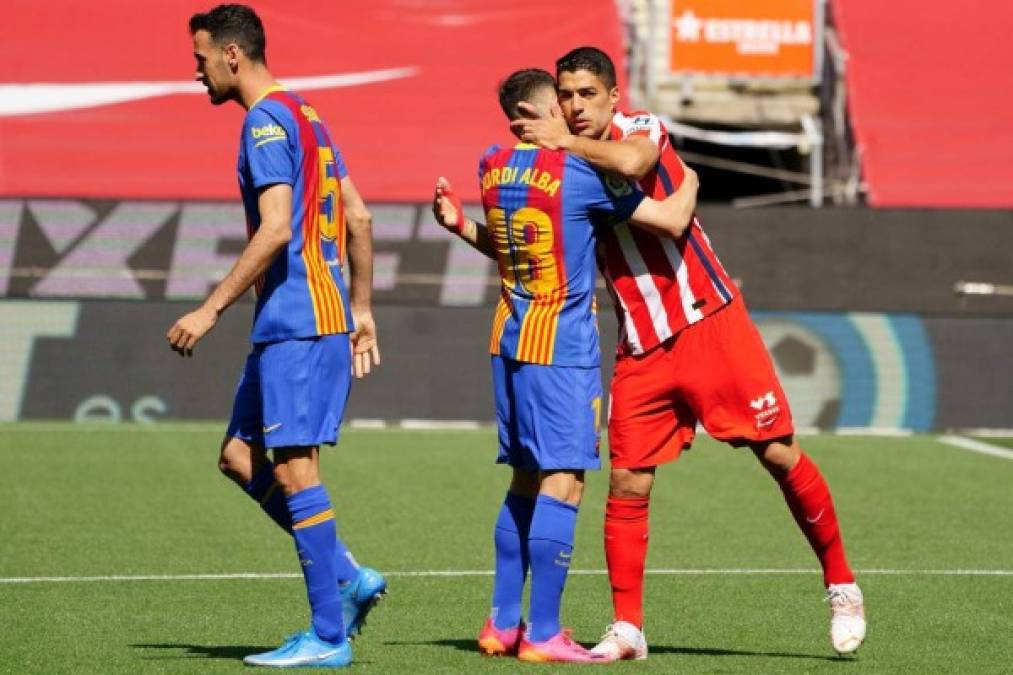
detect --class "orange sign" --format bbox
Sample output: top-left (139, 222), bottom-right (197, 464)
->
top-left (670, 0), bottom-right (818, 79)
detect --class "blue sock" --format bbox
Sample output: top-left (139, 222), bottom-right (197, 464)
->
top-left (333, 521), bottom-right (360, 586)
top-left (491, 492), bottom-right (535, 629)
top-left (527, 494), bottom-right (579, 642)
top-left (288, 486), bottom-right (345, 644)
top-left (244, 462), bottom-right (292, 533)
top-left (245, 465), bottom-right (358, 584)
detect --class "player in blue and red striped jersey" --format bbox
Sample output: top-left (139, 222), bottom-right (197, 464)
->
top-left (167, 5), bottom-right (383, 668)
top-left (433, 68), bottom-right (700, 664)
top-left (511, 46), bottom-right (865, 658)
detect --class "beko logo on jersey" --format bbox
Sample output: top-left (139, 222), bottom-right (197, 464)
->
top-left (251, 124), bottom-right (286, 139)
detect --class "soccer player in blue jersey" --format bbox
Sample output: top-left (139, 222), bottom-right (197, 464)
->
top-left (167, 5), bottom-right (383, 668)
top-left (433, 69), bottom-right (700, 663)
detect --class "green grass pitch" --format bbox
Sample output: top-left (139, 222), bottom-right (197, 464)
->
top-left (2, 424), bottom-right (1012, 673)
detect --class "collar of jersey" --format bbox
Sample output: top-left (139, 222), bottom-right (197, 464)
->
top-left (251, 84), bottom-right (288, 108)
top-left (514, 142), bottom-right (539, 150)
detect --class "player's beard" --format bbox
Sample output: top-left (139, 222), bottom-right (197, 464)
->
top-left (206, 85), bottom-right (229, 106)
top-left (200, 78), bottom-right (228, 106)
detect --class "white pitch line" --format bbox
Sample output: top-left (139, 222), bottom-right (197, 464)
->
top-left (937, 435), bottom-right (1013, 461)
top-left (2, 568), bottom-right (1012, 585)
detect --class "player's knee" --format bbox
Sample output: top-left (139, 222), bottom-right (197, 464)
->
top-left (751, 436), bottom-right (800, 476)
top-left (609, 467), bottom-right (654, 498)
top-left (539, 470), bottom-right (584, 506)
top-left (218, 439), bottom-right (251, 485)
top-left (566, 479), bottom-right (585, 505)
top-left (272, 449), bottom-right (320, 495)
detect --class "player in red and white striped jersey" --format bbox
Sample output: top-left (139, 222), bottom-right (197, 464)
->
top-left (513, 47), bottom-right (865, 659)
top-left (600, 110), bottom-right (737, 355)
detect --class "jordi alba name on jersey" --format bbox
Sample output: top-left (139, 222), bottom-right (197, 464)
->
top-left (480, 144), bottom-right (644, 367)
top-left (238, 88), bottom-right (354, 344)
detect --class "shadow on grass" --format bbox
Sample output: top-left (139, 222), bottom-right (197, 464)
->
top-left (388, 638), bottom-right (853, 664)
top-left (131, 644), bottom-right (272, 661)
top-left (650, 645), bottom-right (853, 663)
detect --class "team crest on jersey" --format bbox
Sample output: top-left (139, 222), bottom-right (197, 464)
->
top-left (605, 175), bottom-right (633, 197)
top-left (301, 105), bottom-right (321, 123)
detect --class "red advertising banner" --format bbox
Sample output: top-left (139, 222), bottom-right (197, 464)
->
top-left (670, 0), bottom-right (819, 79)
top-left (0, 1), bottom-right (624, 202)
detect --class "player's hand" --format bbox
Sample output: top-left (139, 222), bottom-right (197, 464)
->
top-left (166, 305), bottom-right (218, 357)
top-left (350, 308), bottom-right (380, 379)
top-left (432, 177), bottom-right (465, 235)
top-left (510, 101), bottom-right (571, 151)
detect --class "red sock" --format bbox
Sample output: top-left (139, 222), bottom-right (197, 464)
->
top-left (777, 452), bottom-right (855, 586)
top-left (604, 496), bottom-right (650, 628)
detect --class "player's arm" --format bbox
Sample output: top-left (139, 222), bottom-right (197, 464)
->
top-left (166, 184), bottom-right (292, 356)
top-left (432, 177), bottom-right (496, 260)
top-left (511, 103), bottom-right (660, 180)
top-left (342, 175), bottom-right (380, 378)
top-left (626, 164), bottom-right (699, 239)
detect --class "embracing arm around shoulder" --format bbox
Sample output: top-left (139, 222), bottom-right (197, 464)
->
top-left (342, 175), bottom-right (381, 378)
top-left (511, 103), bottom-right (660, 180)
top-left (626, 164), bottom-right (699, 239)
top-left (166, 183), bottom-right (292, 356)
top-left (562, 134), bottom-right (660, 182)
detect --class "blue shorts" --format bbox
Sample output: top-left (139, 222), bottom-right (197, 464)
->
top-left (492, 355), bottom-right (603, 472)
top-left (226, 333), bottom-right (352, 449)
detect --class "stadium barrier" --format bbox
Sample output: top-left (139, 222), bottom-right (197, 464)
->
top-left (1, 200), bottom-right (1009, 430)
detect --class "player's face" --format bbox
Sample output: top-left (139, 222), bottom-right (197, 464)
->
top-left (557, 70), bottom-right (619, 140)
top-left (192, 30), bottom-right (233, 106)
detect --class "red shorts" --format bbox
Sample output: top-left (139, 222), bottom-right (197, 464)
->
top-left (608, 297), bottom-right (794, 469)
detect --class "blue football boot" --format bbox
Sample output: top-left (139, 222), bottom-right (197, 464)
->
top-left (341, 566), bottom-right (387, 638)
top-left (243, 628), bottom-right (352, 668)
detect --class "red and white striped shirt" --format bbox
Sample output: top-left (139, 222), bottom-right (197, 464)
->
top-left (599, 111), bottom-right (738, 356)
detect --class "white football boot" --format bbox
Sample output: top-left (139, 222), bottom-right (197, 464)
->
top-left (589, 620), bottom-right (648, 661)
top-left (827, 583), bottom-right (866, 654)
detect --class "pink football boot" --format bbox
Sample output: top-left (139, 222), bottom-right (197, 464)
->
top-left (478, 618), bottom-right (524, 657)
top-left (517, 630), bottom-right (610, 664)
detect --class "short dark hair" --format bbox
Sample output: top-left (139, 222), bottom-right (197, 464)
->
top-left (556, 46), bottom-right (617, 90)
top-left (497, 68), bottom-right (556, 120)
top-left (189, 4), bottom-right (267, 64)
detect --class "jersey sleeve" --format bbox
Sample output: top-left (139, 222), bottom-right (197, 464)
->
top-left (241, 105), bottom-right (297, 189)
top-left (477, 144), bottom-right (500, 180)
top-left (567, 156), bottom-right (645, 225)
top-left (333, 144), bottom-right (349, 180)
top-left (612, 111), bottom-right (666, 149)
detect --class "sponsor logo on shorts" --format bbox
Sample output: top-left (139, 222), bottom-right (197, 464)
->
top-left (749, 391), bottom-right (781, 430)
top-left (263, 422), bottom-right (283, 434)
top-left (749, 391), bottom-right (777, 410)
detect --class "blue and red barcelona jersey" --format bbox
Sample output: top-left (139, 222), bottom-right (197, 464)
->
top-left (237, 87), bottom-right (354, 344)
top-left (480, 144), bottom-right (645, 367)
